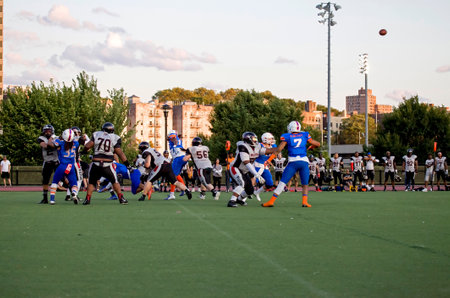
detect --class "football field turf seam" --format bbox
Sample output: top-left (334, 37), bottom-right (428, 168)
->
top-left (175, 201), bottom-right (333, 298)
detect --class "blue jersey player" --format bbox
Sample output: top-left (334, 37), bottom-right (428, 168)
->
top-left (167, 130), bottom-right (187, 200)
top-left (253, 132), bottom-right (277, 202)
top-left (262, 121), bottom-right (320, 208)
top-left (100, 162), bottom-right (144, 200)
top-left (47, 129), bottom-right (80, 205)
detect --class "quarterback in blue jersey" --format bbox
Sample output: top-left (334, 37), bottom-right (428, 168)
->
top-left (167, 130), bottom-right (187, 200)
top-left (253, 132), bottom-right (277, 201)
top-left (262, 121), bottom-right (320, 208)
top-left (47, 129), bottom-right (80, 205)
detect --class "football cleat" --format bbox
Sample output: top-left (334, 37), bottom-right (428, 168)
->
top-left (227, 200), bottom-right (238, 207)
top-left (237, 199), bottom-right (247, 206)
top-left (164, 194), bottom-right (176, 200)
top-left (186, 190), bottom-right (192, 200)
top-left (261, 202), bottom-right (274, 207)
top-left (138, 195), bottom-right (146, 201)
top-left (213, 191), bottom-right (220, 201)
top-left (65, 195), bottom-right (72, 201)
top-left (302, 203), bottom-right (312, 208)
top-left (179, 191), bottom-right (185, 196)
top-left (82, 198), bottom-right (91, 205)
top-left (200, 194), bottom-right (206, 200)
top-left (107, 194), bottom-right (118, 200)
top-left (39, 198), bottom-right (49, 204)
top-left (50, 200), bottom-right (55, 205)
top-left (119, 197), bottom-right (128, 205)
top-left (255, 194), bottom-right (261, 202)
top-left (72, 196), bottom-right (79, 205)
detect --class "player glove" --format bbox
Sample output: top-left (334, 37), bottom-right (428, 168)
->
top-left (255, 174), bottom-right (265, 185)
top-left (123, 160), bottom-right (133, 172)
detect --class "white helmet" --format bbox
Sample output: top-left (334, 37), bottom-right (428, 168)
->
top-left (261, 132), bottom-right (275, 145)
top-left (62, 129), bottom-right (75, 142)
top-left (168, 130), bottom-right (177, 135)
top-left (287, 121), bottom-right (301, 133)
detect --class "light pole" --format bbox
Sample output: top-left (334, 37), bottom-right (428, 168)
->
top-left (317, 2), bottom-right (341, 157)
top-left (162, 103), bottom-right (171, 151)
top-left (359, 53), bottom-right (369, 147)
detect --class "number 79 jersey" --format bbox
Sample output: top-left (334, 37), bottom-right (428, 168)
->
top-left (91, 131), bottom-right (122, 161)
top-left (187, 145), bottom-right (212, 169)
top-left (280, 132), bottom-right (310, 162)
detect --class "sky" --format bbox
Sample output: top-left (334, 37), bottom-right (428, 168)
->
top-left (5, 0), bottom-right (450, 110)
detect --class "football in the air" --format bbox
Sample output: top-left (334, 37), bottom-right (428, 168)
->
top-left (379, 29), bottom-right (387, 36)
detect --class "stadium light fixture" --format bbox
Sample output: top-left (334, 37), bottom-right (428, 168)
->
top-left (316, 2), bottom-right (341, 157)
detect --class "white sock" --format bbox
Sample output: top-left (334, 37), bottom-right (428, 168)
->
top-left (255, 187), bottom-right (265, 196)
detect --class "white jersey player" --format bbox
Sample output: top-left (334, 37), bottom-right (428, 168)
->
top-left (364, 153), bottom-right (379, 191)
top-left (402, 149), bottom-right (418, 191)
top-left (423, 153), bottom-right (435, 192)
top-left (382, 151), bottom-right (397, 191)
top-left (82, 122), bottom-right (130, 205)
top-left (351, 152), bottom-right (364, 187)
top-left (315, 153), bottom-right (326, 190)
top-left (434, 151), bottom-right (448, 191)
top-left (330, 153), bottom-right (343, 187)
top-left (274, 153), bottom-right (286, 186)
top-left (227, 132), bottom-right (276, 207)
top-left (183, 137), bottom-right (219, 200)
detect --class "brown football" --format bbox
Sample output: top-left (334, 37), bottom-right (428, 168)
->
top-left (379, 29), bottom-right (387, 36)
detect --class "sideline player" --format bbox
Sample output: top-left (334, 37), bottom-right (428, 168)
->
top-left (364, 152), bottom-right (378, 191)
top-left (82, 122), bottom-right (130, 205)
top-left (316, 152), bottom-right (326, 191)
top-left (253, 132), bottom-right (277, 202)
top-left (227, 132), bottom-right (277, 207)
top-left (166, 130), bottom-right (188, 200)
top-left (38, 124), bottom-right (59, 204)
top-left (434, 151), bottom-right (448, 191)
top-left (382, 151), bottom-right (397, 191)
top-left (262, 121), bottom-right (320, 208)
top-left (308, 154), bottom-right (320, 191)
top-left (402, 148), bottom-right (418, 191)
top-left (423, 153), bottom-right (434, 192)
top-left (351, 152), bottom-right (364, 189)
top-left (330, 153), bottom-right (344, 190)
top-left (183, 137), bottom-right (219, 200)
top-left (46, 129), bottom-right (80, 204)
top-left (274, 153), bottom-right (286, 187)
top-left (139, 144), bottom-right (192, 201)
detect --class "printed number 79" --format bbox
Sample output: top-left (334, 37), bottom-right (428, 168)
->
top-left (293, 139), bottom-right (302, 148)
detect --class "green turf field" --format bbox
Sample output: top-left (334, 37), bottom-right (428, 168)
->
top-left (0, 191), bottom-right (449, 297)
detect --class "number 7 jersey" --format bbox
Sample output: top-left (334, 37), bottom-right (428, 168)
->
top-left (280, 132), bottom-right (310, 162)
top-left (91, 131), bottom-right (122, 161)
top-left (187, 145), bottom-right (212, 169)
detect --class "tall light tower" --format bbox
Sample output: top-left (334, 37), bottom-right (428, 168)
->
top-left (317, 2), bottom-right (341, 157)
top-left (359, 53), bottom-right (369, 147)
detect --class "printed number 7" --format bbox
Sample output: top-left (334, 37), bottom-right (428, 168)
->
top-left (293, 139), bottom-right (302, 148)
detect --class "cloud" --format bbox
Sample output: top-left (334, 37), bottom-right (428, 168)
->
top-left (5, 29), bottom-right (39, 42)
top-left (6, 70), bottom-right (55, 85)
top-left (48, 54), bottom-right (65, 69)
top-left (5, 53), bottom-right (46, 67)
top-left (92, 7), bottom-right (119, 17)
top-left (385, 90), bottom-right (418, 102)
top-left (17, 10), bottom-right (35, 21)
top-left (274, 56), bottom-right (297, 64)
top-left (38, 5), bottom-right (81, 29)
top-left (436, 65), bottom-right (450, 73)
top-left (60, 33), bottom-right (217, 72)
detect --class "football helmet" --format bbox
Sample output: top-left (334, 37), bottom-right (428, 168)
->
top-left (394, 174), bottom-right (402, 182)
top-left (309, 154), bottom-right (315, 160)
top-left (287, 121), bottom-right (301, 133)
top-left (42, 124), bottom-right (54, 137)
top-left (242, 132), bottom-right (258, 147)
top-left (138, 141), bottom-right (150, 153)
top-left (192, 137), bottom-right (202, 146)
top-left (261, 132), bottom-right (275, 145)
top-left (62, 129), bottom-right (75, 142)
top-left (102, 122), bottom-right (114, 134)
top-left (71, 126), bottom-right (81, 136)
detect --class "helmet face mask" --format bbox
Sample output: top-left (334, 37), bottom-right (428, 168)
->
top-left (242, 132), bottom-right (258, 147)
top-left (192, 137), bottom-right (202, 146)
top-left (261, 132), bottom-right (274, 145)
top-left (138, 141), bottom-right (150, 153)
top-left (71, 126), bottom-right (81, 137)
top-left (102, 122), bottom-right (115, 134)
top-left (43, 124), bottom-right (54, 138)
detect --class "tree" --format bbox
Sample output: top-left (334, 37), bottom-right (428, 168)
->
top-left (203, 90), bottom-right (303, 161)
top-left (372, 96), bottom-right (450, 160)
top-left (0, 72), bottom-right (136, 165)
top-left (340, 114), bottom-right (376, 145)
